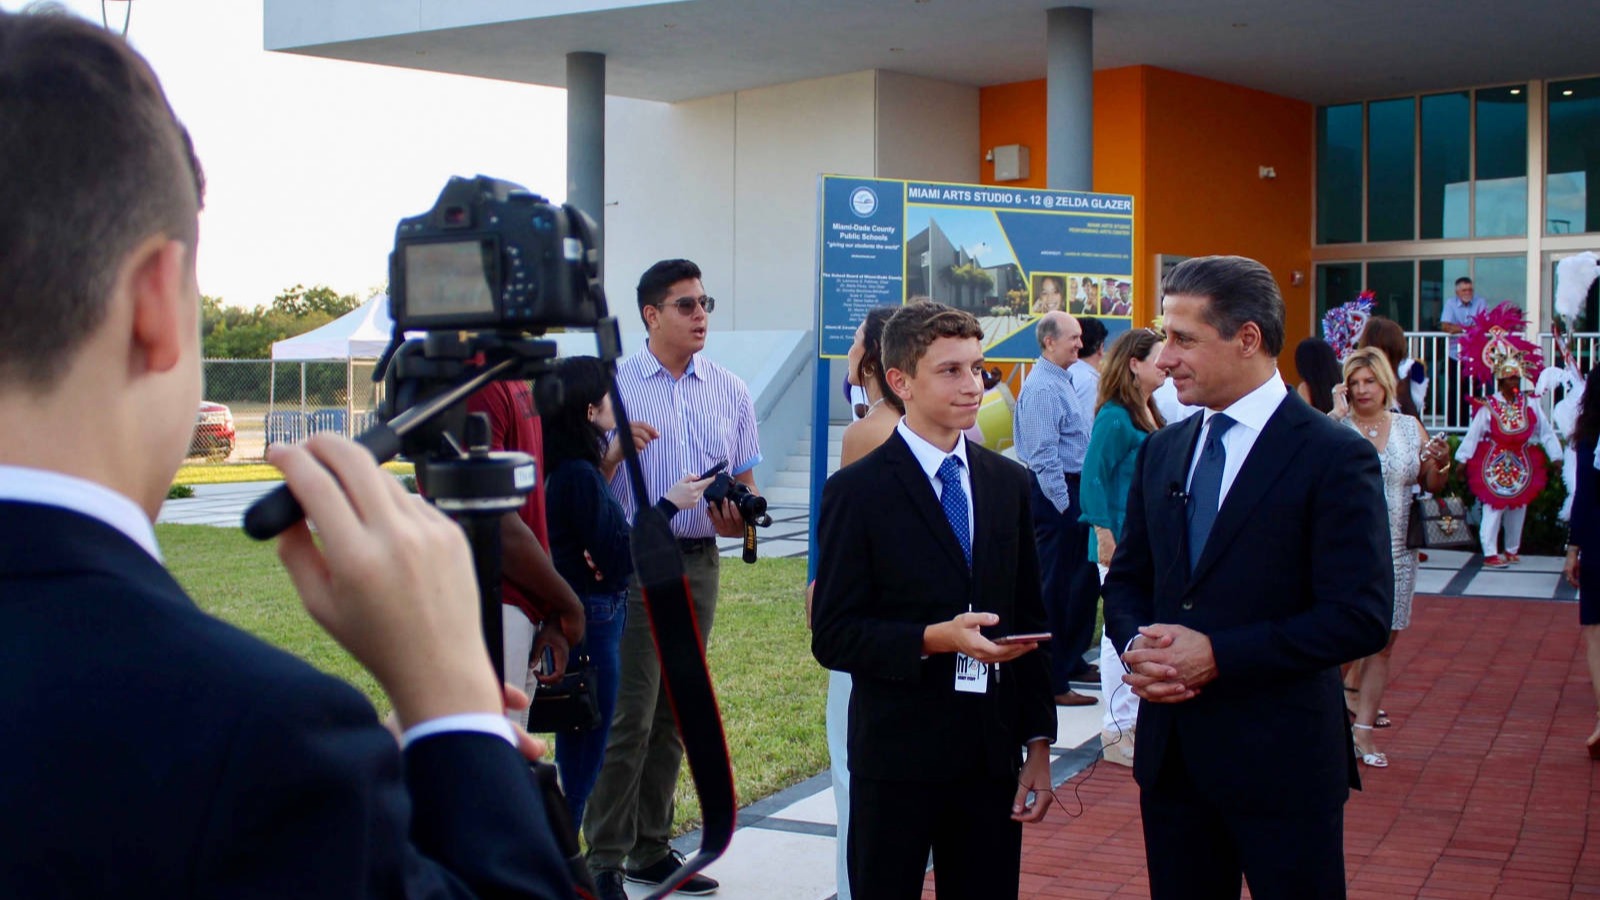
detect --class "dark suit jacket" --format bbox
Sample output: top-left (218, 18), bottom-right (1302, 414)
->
top-left (811, 432), bottom-right (1057, 782)
top-left (0, 502), bottom-right (574, 898)
top-left (1103, 392), bottom-right (1392, 814)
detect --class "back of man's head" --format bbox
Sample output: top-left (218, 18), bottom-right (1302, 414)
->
top-left (1160, 255), bottom-right (1285, 356)
top-left (1079, 317), bottom-right (1108, 358)
top-left (635, 258), bottom-right (702, 323)
top-left (881, 301), bottom-right (982, 377)
top-left (0, 8), bottom-right (204, 390)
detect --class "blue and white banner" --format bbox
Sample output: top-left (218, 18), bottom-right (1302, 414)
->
top-left (817, 175), bottom-right (1135, 361)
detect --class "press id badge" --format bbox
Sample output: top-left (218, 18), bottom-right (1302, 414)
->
top-left (954, 652), bottom-right (989, 694)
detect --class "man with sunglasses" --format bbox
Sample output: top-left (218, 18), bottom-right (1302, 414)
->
top-left (584, 258), bottom-right (761, 898)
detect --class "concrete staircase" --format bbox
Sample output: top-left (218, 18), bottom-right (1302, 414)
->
top-left (761, 422), bottom-right (845, 508)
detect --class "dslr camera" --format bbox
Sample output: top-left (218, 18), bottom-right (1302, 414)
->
top-left (705, 472), bottom-right (771, 529)
top-left (389, 175), bottom-right (601, 333)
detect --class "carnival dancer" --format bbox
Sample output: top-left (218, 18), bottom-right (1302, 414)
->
top-left (1454, 304), bottom-right (1562, 567)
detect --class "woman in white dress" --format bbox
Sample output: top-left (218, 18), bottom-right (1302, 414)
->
top-left (1331, 348), bottom-right (1451, 767)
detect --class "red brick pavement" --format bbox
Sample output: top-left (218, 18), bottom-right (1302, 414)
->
top-left (922, 596), bottom-right (1600, 899)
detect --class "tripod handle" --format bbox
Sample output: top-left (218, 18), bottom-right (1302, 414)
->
top-left (242, 424), bottom-right (404, 540)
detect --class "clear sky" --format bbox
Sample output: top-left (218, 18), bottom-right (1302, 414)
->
top-left (5, 0), bottom-right (570, 308)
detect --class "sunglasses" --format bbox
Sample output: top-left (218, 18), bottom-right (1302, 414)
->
top-left (658, 295), bottom-right (716, 315)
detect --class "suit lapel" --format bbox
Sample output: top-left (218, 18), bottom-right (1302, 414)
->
top-left (1163, 415), bottom-right (1206, 595)
top-left (1189, 397), bottom-right (1310, 586)
top-left (883, 432), bottom-right (972, 577)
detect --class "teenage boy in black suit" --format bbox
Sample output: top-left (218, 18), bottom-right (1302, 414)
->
top-left (812, 301), bottom-right (1057, 900)
top-left (0, 10), bottom-right (570, 896)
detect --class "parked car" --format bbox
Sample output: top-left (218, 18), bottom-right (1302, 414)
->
top-left (190, 401), bottom-right (235, 460)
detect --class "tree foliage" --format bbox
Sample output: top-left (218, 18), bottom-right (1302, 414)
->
top-left (202, 284), bottom-right (360, 359)
top-left (947, 262), bottom-right (995, 294)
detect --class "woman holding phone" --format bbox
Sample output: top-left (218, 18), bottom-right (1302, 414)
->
top-left (540, 356), bottom-right (711, 828)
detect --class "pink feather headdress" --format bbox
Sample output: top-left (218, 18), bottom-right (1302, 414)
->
top-left (1458, 302), bottom-right (1543, 384)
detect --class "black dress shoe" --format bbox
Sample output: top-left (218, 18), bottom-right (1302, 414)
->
top-left (1072, 663), bottom-right (1100, 682)
top-left (625, 849), bottom-right (720, 895)
top-left (593, 869), bottom-right (628, 900)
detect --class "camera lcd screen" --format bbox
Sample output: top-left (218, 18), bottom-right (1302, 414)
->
top-left (404, 240), bottom-right (495, 318)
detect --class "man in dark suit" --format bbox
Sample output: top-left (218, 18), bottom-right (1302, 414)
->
top-left (812, 302), bottom-right (1058, 900)
top-left (1103, 256), bottom-right (1392, 900)
top-left (0, 11), bottom-right (571, 897)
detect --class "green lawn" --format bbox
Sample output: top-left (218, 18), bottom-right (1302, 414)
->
top-left (156, 524), bottom-right (823, 835)
top-left (173, 461), bottom-right (413, 485)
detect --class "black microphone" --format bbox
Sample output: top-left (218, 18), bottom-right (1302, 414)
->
top-left (1167, 481), bottom-right (1189, 502)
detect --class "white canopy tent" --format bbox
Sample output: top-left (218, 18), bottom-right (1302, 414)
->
top-left (271, 294), bottom-right (395, 361)
top-left (267, 295), bottom-right (396, 441)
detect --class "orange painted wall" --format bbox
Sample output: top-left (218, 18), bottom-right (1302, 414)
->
top-left (980, 67), bottom-right (1315, 371)
top-left (977, 80), bottom-right (1048, 189)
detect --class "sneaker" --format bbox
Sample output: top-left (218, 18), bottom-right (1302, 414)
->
top-left (625, 849), bottom-right (720, 895)
top-left (1483, 555), bottom-right (1509, 568)
top-left (593, 869), bottom-right (628, 900)
top-left (1505, 552), bottom-right (1522, 564)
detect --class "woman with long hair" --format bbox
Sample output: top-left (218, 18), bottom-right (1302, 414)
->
top-left (1294, 336), bottom-right (1341, 414)
top-left (1079, 327), bottom-right (1167, 767)
top-left (1331, 348), bottom-right (1450, 767)
top-left (841, 305), bottom-right (906, 465)
top-left (1359, 316), bottom-right (1426, 419)
top-left (816, 302), bottom-right (906, 900)
top-left (539, 357), bottom-right (709, 828)
top-left (1562, 373), bottom-right (1600, 758)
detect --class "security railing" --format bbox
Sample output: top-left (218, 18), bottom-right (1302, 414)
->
top-left (1406, 331), bottom-right (1596, 435)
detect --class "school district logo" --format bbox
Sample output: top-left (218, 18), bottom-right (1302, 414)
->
top-left (849, 186), bottom-right (878, 218)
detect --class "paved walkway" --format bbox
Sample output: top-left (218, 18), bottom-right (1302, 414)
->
top-left (989, 594), bottom-right (1598, 900)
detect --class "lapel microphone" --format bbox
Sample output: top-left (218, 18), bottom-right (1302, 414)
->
top-left (1167, 481), bottom-right (1189, 503)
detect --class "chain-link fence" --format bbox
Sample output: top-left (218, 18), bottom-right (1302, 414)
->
top-left (196, 359), bottom-right (384, 464)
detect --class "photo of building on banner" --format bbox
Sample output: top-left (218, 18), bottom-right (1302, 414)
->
top-left (815, 175), bottom-right (1135, 365)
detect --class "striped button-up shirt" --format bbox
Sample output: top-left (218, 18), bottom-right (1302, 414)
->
top-left (1012, 356), bottom-right (1090, 513)
top-left (607, 345), bottom-right (762, 539)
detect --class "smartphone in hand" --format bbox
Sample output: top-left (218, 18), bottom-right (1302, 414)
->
top-left (994, 632), bottom-right (1052, 645)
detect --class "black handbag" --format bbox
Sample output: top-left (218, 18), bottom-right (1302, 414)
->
top-left (1406, 495), bottom-right (1475, 550)
top-left (524, 654), bottom-right (602, 733)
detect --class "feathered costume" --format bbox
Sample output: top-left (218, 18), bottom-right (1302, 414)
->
top-left (1553, 252), bottom-right (1600, 520)
top-left (1455, 304), bottom-right (1558, 510)
top-left (1320, 291), bottom-right (1373, 362)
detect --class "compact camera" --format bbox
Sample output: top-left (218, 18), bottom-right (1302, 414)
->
top-left (389, 175), bottom-right (602, 333)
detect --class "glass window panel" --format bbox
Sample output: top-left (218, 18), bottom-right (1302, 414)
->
top-left (1474, 86), bottom-right (1527, 237)
top-left (1316, 104), bottom-right (1363, 244)
top-left (1419, 258), bottom-right (1471, 330)
top-left (1367, 98), bottom-right (1415, 241)
top-left (1420, 92), bottom-right (1470, 239)
top-left (1548, 76), bottom-right (1600, 235)
top-left (1472, 256), bottom-right (1526, 310)
top-left (1365, 261), bottom-right (1416, 329)
top-left (1316, 262), bottom-right (1362, 326)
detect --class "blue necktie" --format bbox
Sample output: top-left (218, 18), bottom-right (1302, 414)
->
top-left (937, 455), bottom-right (972, 568)
top-left (1187, 413), bottom-right (1236, 571)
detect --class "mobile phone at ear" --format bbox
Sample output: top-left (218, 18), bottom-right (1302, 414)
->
top-left (994, 632), bottom-right (1053, 645)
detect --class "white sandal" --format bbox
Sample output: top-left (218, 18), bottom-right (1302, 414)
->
top-left (1352, 723), bottom-right (1388, 768)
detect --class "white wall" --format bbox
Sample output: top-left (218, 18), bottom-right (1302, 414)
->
top-left (874, 71), bottom-right (980, 184)
top-left (602, 69), bottom-right (977, 336)
top-left (732, 71), bottom-right (877, 332)
top-left (603, 93), bottom-right (737, 332)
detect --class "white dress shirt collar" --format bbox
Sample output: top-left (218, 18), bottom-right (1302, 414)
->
top-left (896, 418), bottom-right (970, 479)
top-left (0, 465), bottom-right (161, 562)
top-left (1201, 370), bottom-right (1288, 434)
